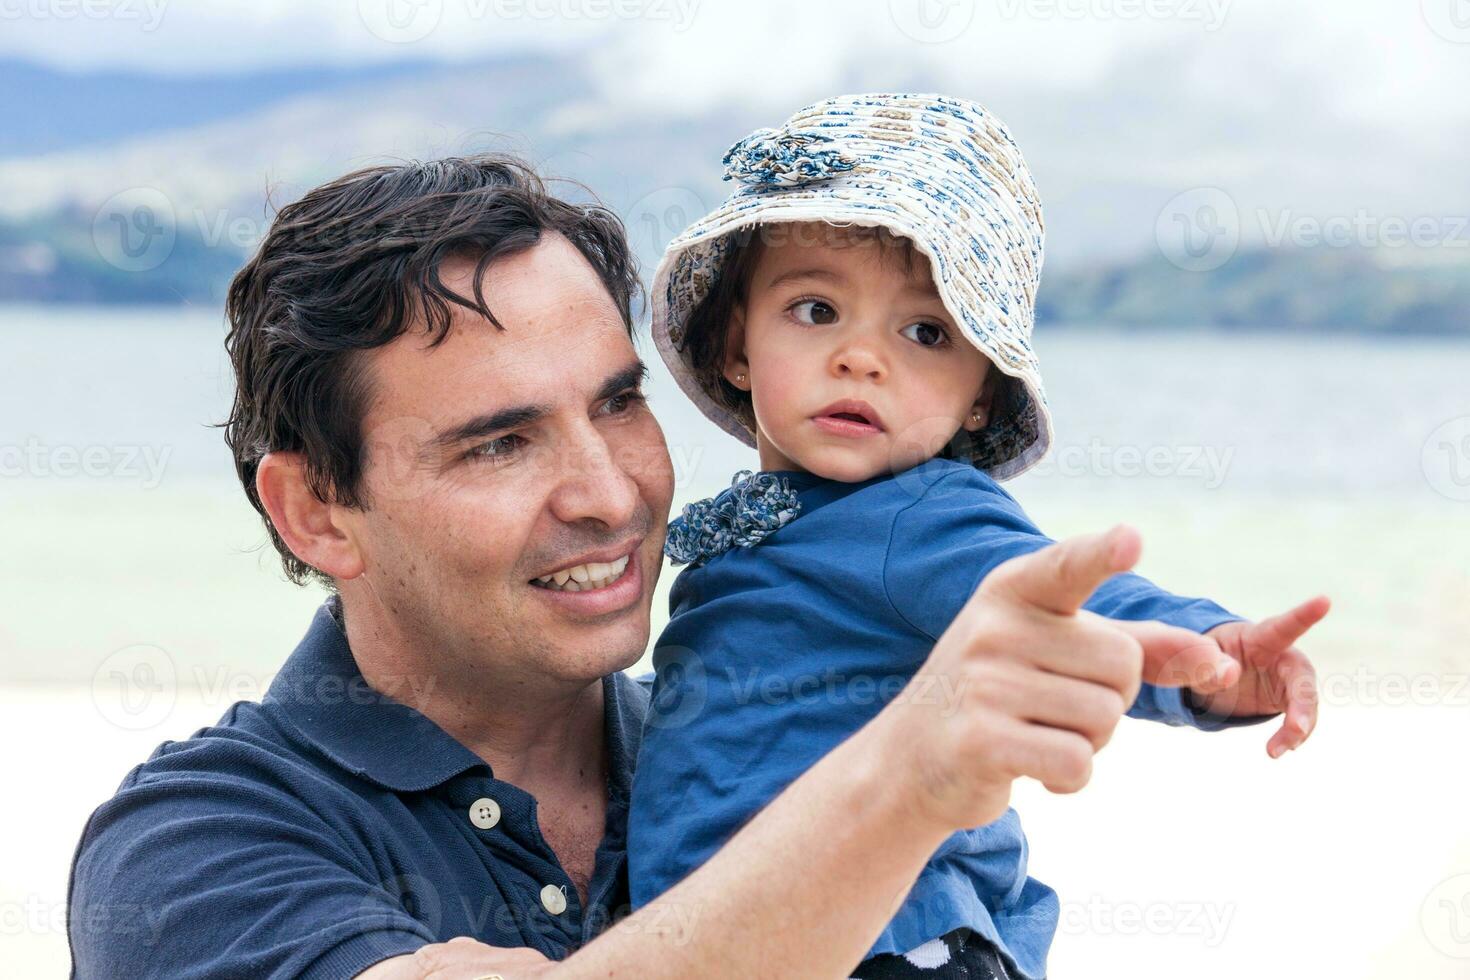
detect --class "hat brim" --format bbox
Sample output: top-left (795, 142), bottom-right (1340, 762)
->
top-left (651, 197), bottom-right (1052, 480)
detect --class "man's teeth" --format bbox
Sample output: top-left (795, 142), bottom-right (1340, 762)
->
top-left (535, 554), bottom-right (631, 592)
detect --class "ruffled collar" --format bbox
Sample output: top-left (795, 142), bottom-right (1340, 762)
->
top-left (664, 470), bottom-right (804, 567)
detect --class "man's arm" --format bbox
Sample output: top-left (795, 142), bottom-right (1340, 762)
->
top-left (69, 743), bottom-right (435, 979)
top-left (366, 526), bottom-right (1237, 979)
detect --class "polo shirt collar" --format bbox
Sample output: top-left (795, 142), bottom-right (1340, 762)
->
top-left (265, 597), bottom-right (644, 796)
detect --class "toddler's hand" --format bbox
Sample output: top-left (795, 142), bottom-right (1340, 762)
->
top-left (888, 524), bottom-right (1228, 830)
top-left (1199, 597), bottom-right (1330, 758)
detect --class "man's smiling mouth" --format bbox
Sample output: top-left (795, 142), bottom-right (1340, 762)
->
top-left (531, 553), bottom-right (633, 592)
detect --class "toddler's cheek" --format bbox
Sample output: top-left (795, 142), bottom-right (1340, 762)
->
top-left (755, 376), bottom-right (805, 426)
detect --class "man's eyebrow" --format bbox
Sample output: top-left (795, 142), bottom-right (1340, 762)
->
top-left (426, 359), bottom-right (649, 453)
top-left (594, 360), bottom-right (650, 403)
top-left (765, 267), bottom-right (848, 291)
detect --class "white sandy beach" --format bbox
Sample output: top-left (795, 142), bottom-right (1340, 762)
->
top-left (8, 686), bottom-right (1469, 978)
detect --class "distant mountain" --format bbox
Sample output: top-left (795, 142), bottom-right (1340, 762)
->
top-left (0, 57), bottom-right (449, 159)
top-left (4, 200), bottom-right (1465, 337)
top-left (2, 51), bottom-right (1465, 334)
top-left (0, 50), bottom-right (746, 255)
top-left (1037, 248), bottom-right (1470, 335)
top-left (0, 205), bottom-right (242, 305)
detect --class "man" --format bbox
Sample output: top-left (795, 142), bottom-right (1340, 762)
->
top-left (67, 155), bottom-right (1319, 979)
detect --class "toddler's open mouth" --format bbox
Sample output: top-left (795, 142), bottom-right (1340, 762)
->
top-left (813, 399), bottom-right (885, 437)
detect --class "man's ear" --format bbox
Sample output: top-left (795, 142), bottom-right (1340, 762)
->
top-left (255, 452), bottom-right (365, 582)
top-left (962, 368), bottom-right (998, 433)
top-left (722, 304), bottom-right (751, 391)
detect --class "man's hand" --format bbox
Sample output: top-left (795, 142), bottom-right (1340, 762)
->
top-left (878, 524), bottom-right (1241, 832)
top-left (1196, 596), bottom-right (1330, 758)
top-left (358, 936), bottom-right (551, 979)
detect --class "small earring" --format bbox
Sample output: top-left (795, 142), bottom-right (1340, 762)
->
top-left (970, 413), bottom-right (984, 423)
top-left (735, 373), bottom-right (747, 384)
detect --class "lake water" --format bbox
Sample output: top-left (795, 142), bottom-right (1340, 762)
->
top-left (2, 304), bottom-right (1467, 689)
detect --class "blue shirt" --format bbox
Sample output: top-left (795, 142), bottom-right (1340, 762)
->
top-left (67, 598), bottom-right (650, 979)
top-left (627, 457), bottom-right (1269, 979)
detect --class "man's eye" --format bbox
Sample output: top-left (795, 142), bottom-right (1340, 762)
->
top-left (790, 299), bottom-right (838, 325)
top-left (599, 390), bottom-right (646, 416)
top-left (468, 434), bottom-right (525, 460)
top-left (900, 321), bottom-right (949, 348)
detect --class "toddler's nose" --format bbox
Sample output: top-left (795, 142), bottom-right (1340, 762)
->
top-left (831, 340), bottom-right (886, 382)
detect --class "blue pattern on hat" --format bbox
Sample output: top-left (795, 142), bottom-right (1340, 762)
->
top-left (722, 128), bottom-right (859, 187)
top-left (664, 471), bottom-right (802, 567)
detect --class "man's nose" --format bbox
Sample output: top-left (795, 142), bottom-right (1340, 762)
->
top-left (545, 424), bottom-right (641, 530)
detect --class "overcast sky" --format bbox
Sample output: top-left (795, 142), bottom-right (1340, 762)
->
top-left (5, 0), bottom-right (1467, 265)
top-left (5, 0), bottom-right (1467, 126)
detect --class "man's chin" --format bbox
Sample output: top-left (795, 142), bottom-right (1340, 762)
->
top-left (531, 613), bottom-right (652, 680)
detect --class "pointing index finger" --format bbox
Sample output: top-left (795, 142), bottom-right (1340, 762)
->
top-left (1249, 595), bottom-right (1332, 652)
top-left (981, 524), bottom-right (1142, 616)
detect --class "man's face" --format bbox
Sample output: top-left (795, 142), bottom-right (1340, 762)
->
top-left (341, 233), bottom-right (674, 684)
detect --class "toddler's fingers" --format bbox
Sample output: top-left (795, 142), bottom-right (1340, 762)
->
top-left (1109, 618), bottom-right (1239, 694)
top-left (1251, 595), bottom-right (1331, 652)
top-left (1268, 647), bottom-right (1318, 758)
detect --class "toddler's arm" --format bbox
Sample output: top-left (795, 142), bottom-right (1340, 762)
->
top-left (882, 467), bottom-right (1309, 734)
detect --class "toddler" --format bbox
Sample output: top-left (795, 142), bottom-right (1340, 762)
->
top-left (626, 93), bottom-right (1323, 979)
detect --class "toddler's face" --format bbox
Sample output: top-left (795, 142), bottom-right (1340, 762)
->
top-left (722, 222), bottom-right (994, 482)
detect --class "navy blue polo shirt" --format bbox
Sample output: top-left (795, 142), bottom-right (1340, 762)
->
top-left (67, 597), bottom-right (650, 979)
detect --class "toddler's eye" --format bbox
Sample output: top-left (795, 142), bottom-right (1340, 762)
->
top-left (901, 321), bottom-right (949, 348)
top-left (791, 299), bottom-right (838, 325)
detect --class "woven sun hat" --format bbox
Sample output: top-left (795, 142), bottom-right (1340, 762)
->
top-left (649, 92), bottom-right (1051, 480)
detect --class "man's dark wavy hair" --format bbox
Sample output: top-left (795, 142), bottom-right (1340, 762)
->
top-left (222, 154), bottom-right (640, 587)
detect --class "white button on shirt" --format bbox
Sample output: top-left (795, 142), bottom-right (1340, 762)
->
top-left (468, 797), bottom-right (501, 830)
top-left (540, 883), bottom-right (568, 915)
